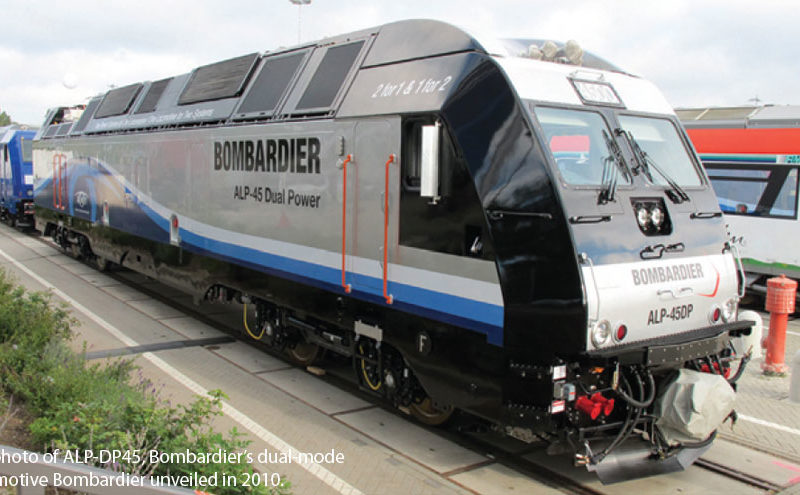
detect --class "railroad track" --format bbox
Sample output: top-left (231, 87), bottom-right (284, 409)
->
top-left (28, 230), bottom-right (787, 495)
top-left (694, 458), bottom-right (783, 493)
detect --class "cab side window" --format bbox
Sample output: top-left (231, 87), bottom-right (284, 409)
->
top-left (399, 118), bottom-right (492, 259)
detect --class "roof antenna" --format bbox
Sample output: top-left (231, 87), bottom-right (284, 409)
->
top-left (289, 0), bottom-right (312, 44)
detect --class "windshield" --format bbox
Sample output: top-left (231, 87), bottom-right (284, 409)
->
top-left (533, 107), bottom-right (631, 186)
top-left (617, 115), bottom-right (702, 187)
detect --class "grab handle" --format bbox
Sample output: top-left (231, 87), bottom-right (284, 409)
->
top-left (382, 153), bottom-right (396, 304)
top-left (340, 154), bottom-right (353, 293)
top-left (52, 154), bottom-right (67, 210)
top-left (657, 287), bottom-right (694, 299)
top-left (60, 159), bottom-right (67, 210)
top-left (52, 155), bottom-right (58, 208)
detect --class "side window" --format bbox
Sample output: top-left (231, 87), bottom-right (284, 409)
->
top-left (402, 121), bottom-right (423, 190)
top-left (95, 83), bottom-right (144, 118)
top-left (135, 78), bottom-right (172, 114)
top-left (296, 41), bottom-right (364, 111)
top-left (771, 169), bottom-right (798, 216)
top-left (706, 164), bottom-right (798, 219)
top-left (72, 97), bottom-right (102, 133)
top-left (21, 138), bottom-right (33, 162)
top-left (236, 51), bottom-right (307, 118)
top-left (399, 118), bottom-right (492, 259)
top-left (178, 53), bottom-right (259, 105)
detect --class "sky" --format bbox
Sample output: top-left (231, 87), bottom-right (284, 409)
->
top-left (1, 0), bottom-right (798, 126)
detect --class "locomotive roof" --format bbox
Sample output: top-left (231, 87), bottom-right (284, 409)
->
top-left (677, 104), bottom-right (800, 129)
top-left (0, 125), bottom-right (34, 145)
top-left (0, 125), bottom-right (14, 142)
top-left (36, 19), bottom-right (628, 140)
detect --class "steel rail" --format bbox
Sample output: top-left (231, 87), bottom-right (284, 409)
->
top-left (694, 457), bottom-right (783, 492)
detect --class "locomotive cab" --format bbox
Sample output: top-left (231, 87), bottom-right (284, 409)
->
top-left (0, 126), bottom-right (36, 228)
top-left (384, 33), bottom-right (754, 479)
top-left (451, 39), bottom-right (754, 481)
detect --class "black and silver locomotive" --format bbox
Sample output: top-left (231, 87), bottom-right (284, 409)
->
top-left (32, 20), bottom-right (752, 481)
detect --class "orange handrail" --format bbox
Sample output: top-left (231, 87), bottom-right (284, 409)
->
top-left (52, 155), bottom-right (58, 208)
top-left (59, 157), bottom-right (67, 210)
top-left (52, 154), bottom-right (66, 210)
top-left (382, 153), bottom-right (395, 304)
top-left (340, 154), bottom-right (353, 293)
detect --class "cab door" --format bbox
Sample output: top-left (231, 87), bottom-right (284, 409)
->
top-left (350, 117), bottom-right (401, 301)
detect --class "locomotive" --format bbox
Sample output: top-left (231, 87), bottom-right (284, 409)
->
top-left (32, 20), bottom-right (752, 482)
top-left (0, 125), bottom-right (36, 227)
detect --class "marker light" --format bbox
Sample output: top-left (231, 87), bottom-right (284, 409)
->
top-left (636, 205), bottom-right (650, 228)
top-left (615, 323), bottom-right (628, 342)
top-left (650, 206), bottom-right (665, 227)
top-left (591, 320), bottom-right (611, 348)
top-left (709, 305), bottom-right (722, 323)
top-left (169, 214), bottom-right (180, 245)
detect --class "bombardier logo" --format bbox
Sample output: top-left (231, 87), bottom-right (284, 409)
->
top-left (213, 137), bottom-right (321, 174)
top-left (75, 191), bottom-right (89, 209)
top-left (631, 263), bottom-right (704, 286)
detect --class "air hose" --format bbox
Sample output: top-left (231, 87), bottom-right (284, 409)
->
top-left (591, 373), bottom-right (645, 464)
top-left (614, 367), bottom-right (656, 408)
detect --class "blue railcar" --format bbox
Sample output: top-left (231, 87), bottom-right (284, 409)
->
top-left (0, 126), bottom-right (36, 227)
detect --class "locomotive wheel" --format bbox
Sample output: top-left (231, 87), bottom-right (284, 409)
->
top-left (94, 255), bottom-right (109, 272)
top-left (409, 397), bottom-right (455, 426)
top-left (286, 341), bottom-right (320, 366)
top-left (358, 343), bottom-right (383, 391)
top-left (57, 230), bottom-right (70, 252)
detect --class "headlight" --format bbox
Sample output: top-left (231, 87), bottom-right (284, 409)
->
top-left (650, 206), bottom-right (665, 227)
top-left (636, 205), bottom-right (650, 228)
top-left (722, 297), bottom-right (738, 322)
top-left (591, 320), bottom-right (611, 348)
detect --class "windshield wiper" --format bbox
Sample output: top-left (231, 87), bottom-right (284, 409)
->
top-left (615, 128), bottom-right (651, 180)
top-left (618, 129), bottom-right (690, 203)
top-left (599, 129), bottom-right (628, 204)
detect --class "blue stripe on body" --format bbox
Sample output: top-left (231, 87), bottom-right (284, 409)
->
top-left (36, 167), bottom-right (505, 345)
top-left (136, 200), bottom-right (505, 345)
